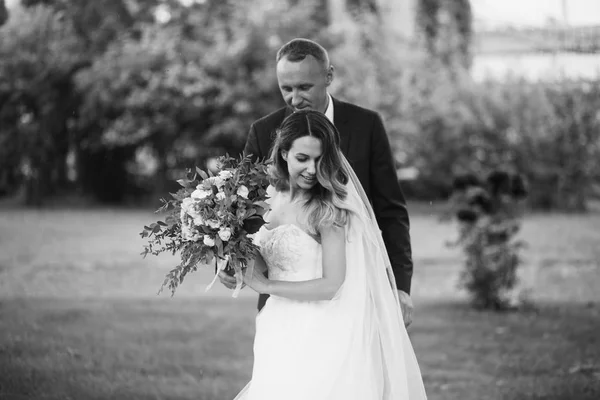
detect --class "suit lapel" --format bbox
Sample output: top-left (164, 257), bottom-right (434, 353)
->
top-left (332, 97), bottom-right (352, 156)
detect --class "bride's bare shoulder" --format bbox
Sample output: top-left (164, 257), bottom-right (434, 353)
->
top-left (266, 184), bottom-right (277, 197)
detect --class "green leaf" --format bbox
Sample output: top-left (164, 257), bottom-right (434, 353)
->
top-left (253, 201), bottom-right (270, 210)
top-left (215, 236), bottom-right (224, 257)
top-left (196, 167), bottom-right (209, 180)
top-left (176, 179), bottom-right (192, 188)
top-left (205, 249), bottom-right (214, 264)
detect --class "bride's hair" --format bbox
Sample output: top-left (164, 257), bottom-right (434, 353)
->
top-left (269, 110), bottom-right (350, 235)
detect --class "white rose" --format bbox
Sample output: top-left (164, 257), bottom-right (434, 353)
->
top-left (216, 191), bottom-right (226, 201)
top-left (187, 210), bottom-right (202, 222)
top-left (218, 227), bottom-right (232, 241)
top-left (181, 197), bottom-right (195, 213)
top-left (182, 226), bottom-right (201, 242)
top-left (213, 176), bottom-right (225, 188)
top-left (191, 188), bottom-right (211, 200)
top-left (203, 235), bottom-right (215, 246)
top-left (206, 176), bottom-right (225, 188)
top-left (184, 204), bottom-right (201, 221)
top-left (218, 170), bottom-right (233, 180)
top-left (237, 185), bottom-right (249, 198)
top-left (181, 224), bottom-right (191, 237)
top-left (193, 215), bottom-right (205, 226)
top-left (206, 219), bottom-right (220, 229)
top-left (180, 201), bottom-right (196, 224)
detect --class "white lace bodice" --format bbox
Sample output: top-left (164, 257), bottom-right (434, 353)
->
top-left (254, 224), bottom-right (322, 283)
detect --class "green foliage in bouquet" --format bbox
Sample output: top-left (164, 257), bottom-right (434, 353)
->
top-left (140, 154), bottom-right (271, 296)
top-left (446, 170), bottom-right (529, 310)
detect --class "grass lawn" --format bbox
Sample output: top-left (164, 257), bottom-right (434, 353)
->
top-left (1, 207), bottom-right (599, 400)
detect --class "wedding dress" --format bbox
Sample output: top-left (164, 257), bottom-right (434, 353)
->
top-left (234, 157), bottom-right (427, 400)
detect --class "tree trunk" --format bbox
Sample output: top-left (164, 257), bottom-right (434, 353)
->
top-left (153, 144), bottom-right (168, 198)
top-left (415, 0), bottom-right (472, 69)
top-left (0, 0), bottom-right (8, 27)
top-left (54, 131), bottom-right (70, 189)
top-left (25, 154), bottom-right (51, 207)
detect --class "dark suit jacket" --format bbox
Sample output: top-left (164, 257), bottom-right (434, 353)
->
top-left (243, 97), bottom-right (413, 311)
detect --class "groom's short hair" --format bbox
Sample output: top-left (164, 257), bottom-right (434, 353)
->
top-left (276, 38), bottom-right (330, 71)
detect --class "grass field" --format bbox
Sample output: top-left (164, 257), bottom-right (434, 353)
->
top-left (1, 206), bottom-right (599, 400)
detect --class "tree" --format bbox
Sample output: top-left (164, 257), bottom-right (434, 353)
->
top-left (73, 0), bottom-right (324, 201)
top-left (20, 0), bottom-right (136, 53)
top-left (416, 0), bottom-right (472, 69)
top-left (0, 0), bottom-right (8, 26)
top-left (374, 0), bottom-right (416, 42)
top-left (0, 5), bottom-right (88, 205)
top-left (74, 25), bottom-right (218, 201)
top-left (8, 0), bottom-right (170, 203)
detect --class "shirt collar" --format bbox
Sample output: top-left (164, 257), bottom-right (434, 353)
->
top-left (324, 93), bottom-right (334, 124)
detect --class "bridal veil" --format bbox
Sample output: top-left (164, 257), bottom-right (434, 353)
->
top-left (234, 152), bottom-right (427, 400)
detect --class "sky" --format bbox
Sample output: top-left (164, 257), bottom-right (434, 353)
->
top-left (472, 0), bottom-right (600, 28)
top-left (5, 0), bottom-right (600, 28)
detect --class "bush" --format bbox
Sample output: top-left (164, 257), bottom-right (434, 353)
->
top-left (0, 5), bottom-right (88, 205)
top-left (446, 170), bottom-right (529, 310)
top-left (398, 66), bottom-right (600, 211)
top-left (74, 0), bottom-right (327, 203)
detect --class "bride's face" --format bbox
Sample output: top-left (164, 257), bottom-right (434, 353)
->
top-left (283, 136), bottom-right (323, 191)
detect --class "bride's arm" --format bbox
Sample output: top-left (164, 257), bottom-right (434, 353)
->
top-left (249, 250), bottom-right (268, 275)
top-left (244, 224), bottom-right (346, 301)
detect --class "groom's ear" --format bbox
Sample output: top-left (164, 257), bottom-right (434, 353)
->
top-left (326, 65), bottom-right (334, 86)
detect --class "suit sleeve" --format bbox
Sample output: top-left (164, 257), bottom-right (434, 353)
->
top-left (245, 121), bottom-right (270, 311)
top-left (243, 124), bottom-right (262, 161)
top-left (369, 113), bottom-right (413, 294)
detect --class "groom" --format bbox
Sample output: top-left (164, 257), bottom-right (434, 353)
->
top-left (223, 38), bottom-right (415, 326)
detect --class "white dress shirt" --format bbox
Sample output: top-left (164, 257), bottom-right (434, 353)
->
top-left (324, 93), bottom-right (334, 123)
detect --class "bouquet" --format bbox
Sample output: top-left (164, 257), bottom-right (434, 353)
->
top-left (140, 154), bottom-right (271, 297)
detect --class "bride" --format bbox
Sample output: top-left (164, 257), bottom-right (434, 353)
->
top-left (229, 110), bottom-right (427, 399)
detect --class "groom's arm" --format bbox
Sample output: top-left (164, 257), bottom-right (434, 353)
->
top-left (368, 113), bottom-right (413, 294)
top-left (243, 124), bottom-right (262, 161)
top-left (243, 121), bottom-right (271, 311)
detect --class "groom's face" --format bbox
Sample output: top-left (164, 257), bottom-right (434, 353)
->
top-left (276, 55), bottom-right (332, 114)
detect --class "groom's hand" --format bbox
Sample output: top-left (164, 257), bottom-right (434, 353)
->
top-left (397, 290), bottom-right (414, 327)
